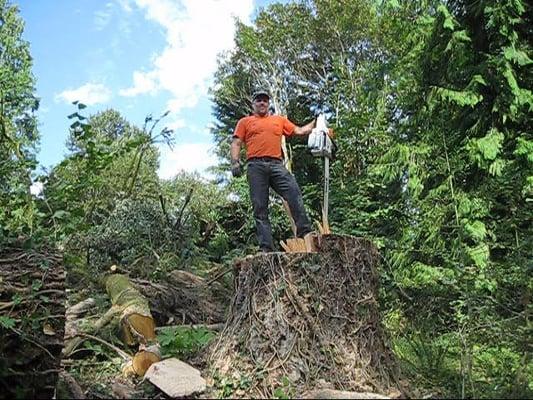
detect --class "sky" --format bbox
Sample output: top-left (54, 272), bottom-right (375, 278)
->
top-left (17, 0), bottom-right (279, 179)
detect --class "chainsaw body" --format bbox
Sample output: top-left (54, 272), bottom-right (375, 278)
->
top-left (307, 113), bottom-right (334, 234)
top-left (308, 114), bottom-right (333, 159)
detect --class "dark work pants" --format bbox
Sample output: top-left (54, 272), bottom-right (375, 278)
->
top-left (247, 158), bottom-right (312, 251)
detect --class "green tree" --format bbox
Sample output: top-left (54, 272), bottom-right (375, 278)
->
top-left (0, 0), bottom-right (39, 243)
top-left (375, 0), bottom-right (532, 397)
top-left (41, 108), bottom-right (167, 242)
top-left (210, 0), bottom-right (532, 397)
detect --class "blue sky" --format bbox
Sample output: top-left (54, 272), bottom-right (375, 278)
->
top-left (17, 0), bottom-right (279, 179)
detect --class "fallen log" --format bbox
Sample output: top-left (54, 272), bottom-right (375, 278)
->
top-left (208, 234), bottom-right (403, 398)
top-left (105, 274), bottom-right (161, 376)
top-left (63, 274), bottom-right (161, 376)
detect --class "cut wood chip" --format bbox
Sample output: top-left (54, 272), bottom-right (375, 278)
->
top-left (144, 358), bottom-right (206, 398)
top-left (43, 322), bottom-right (56, 336)
top-left (280, 233), bottom-right (318, 253)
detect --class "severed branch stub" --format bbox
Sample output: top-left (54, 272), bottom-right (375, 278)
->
top-left (209, 234), bottom-right (404, 399)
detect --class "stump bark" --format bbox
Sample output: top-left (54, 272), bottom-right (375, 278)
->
top-left (0, 247), bottom-right (65, 399)
top-left (208, 234), bottom-right (400, 398)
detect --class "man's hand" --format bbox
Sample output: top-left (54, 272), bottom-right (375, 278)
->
top-left (231, 160), bottom-right (243, 177)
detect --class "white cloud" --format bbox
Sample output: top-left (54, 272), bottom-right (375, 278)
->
top-left (94, 2), bottom-right (114, 31)
top-left (55, 83), bottom-right (112, 106)
top-left (158, 142), bottom-right (218, 179)
top-left (119, 71), bottom-right (157, 97)
top-left (166, 118), bottom-right (186, 131)
top-left (120, 0), bottom-right (254, 113)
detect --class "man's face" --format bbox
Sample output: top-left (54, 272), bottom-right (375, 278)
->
top-left (253, 95), bottom-right (270, 115)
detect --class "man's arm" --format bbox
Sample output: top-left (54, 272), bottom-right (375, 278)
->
top-left (230, 137), bottom-right (244, 177)
top-left (230, 137), bottom-right (243, 163)
top-left (293, 119), bottom-right (316, 136)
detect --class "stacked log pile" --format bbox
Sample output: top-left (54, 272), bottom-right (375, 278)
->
top-left (0, 247), bottom-right (65, 399)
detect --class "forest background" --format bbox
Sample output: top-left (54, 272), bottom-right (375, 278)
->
top-left (1, 0), bottom-right (531, 398)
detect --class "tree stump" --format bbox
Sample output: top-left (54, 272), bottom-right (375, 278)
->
top-left (0, 247), bottom-right (65, 399)
top-left (208, 234), bottom-right (400, 398)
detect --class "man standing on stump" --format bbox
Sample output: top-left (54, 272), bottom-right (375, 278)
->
top-left (230, 90), bottom-right (316, 252)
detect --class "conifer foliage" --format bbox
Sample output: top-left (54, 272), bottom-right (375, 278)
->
top-left (210, 0), bottom-right (532, 397)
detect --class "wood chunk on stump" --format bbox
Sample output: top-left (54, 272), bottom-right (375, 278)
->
top-left (280, 233), bottom-right (318, 253)
top-left (0, 247), bottom-right (65, 399)
top-left (209, 234), bottom-right (401, 398)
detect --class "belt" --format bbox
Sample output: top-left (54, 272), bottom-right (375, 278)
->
top-left (247, 156), bottom-right (282, 163)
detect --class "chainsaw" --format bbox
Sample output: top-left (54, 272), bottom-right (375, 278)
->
top-left (308, 114), bottom-right (336, 234)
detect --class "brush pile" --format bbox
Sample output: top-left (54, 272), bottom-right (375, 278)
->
top-left (0, 247), bottom-right (65, 399)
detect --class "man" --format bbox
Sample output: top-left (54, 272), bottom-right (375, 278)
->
top-left (230, 90), bottom-right (316, 252)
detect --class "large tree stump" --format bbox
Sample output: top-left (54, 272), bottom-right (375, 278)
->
top-left (0, 247), bottom-right (65, 399)
top-left (208, 234), bottom-right (400, 398)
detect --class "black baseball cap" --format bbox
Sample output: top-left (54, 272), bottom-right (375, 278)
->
top-left (252, 90), bottom-right (270, 101)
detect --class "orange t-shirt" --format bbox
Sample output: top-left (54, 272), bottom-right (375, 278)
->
top-left (233, 114), bottom-right (296, 160)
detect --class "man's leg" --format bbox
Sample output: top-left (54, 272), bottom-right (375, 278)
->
top-left (247, 161), bottom-right (274, 251)
top-left (270, 162), bottom-right (312, 238)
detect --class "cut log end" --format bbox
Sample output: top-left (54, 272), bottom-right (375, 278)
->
top-left (132, 350), bottom-right (161, 376)
top-left (122, 313), bottom-right (157, 345)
